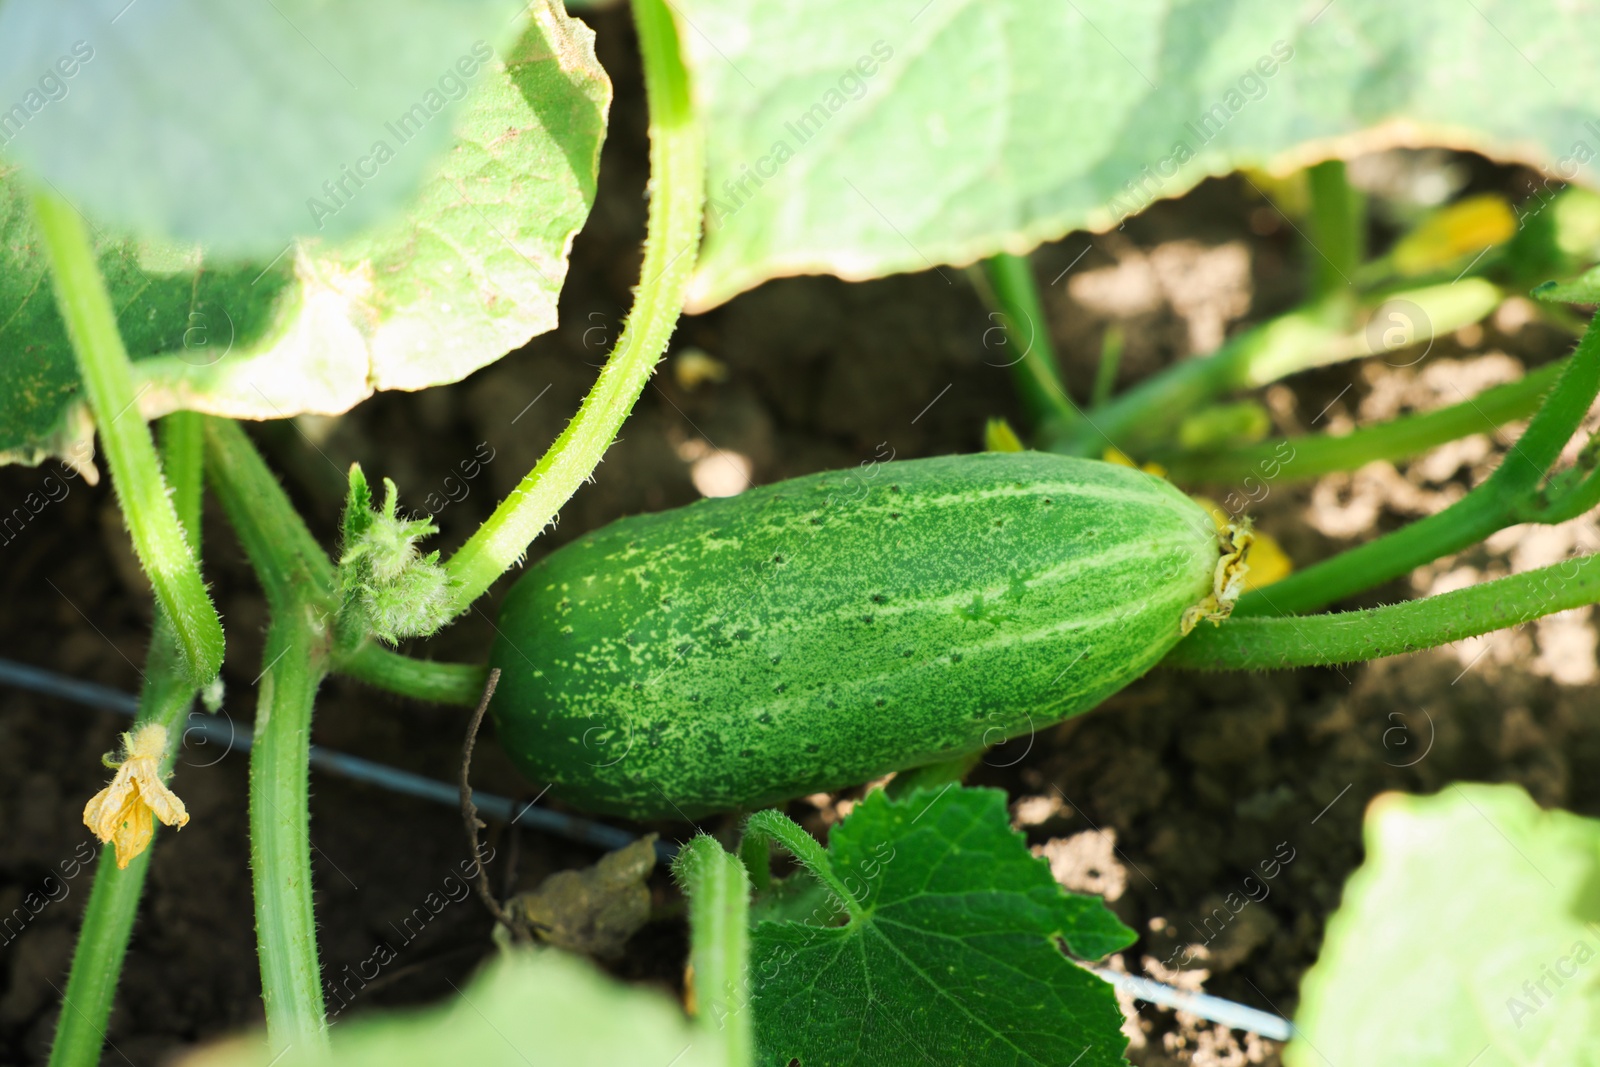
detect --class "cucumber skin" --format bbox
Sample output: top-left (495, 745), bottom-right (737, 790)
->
top-left (489, 452), bottom-right (1217, 818)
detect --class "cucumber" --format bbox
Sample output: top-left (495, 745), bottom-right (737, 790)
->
top-left (489, 452), bottom-right (1221, 818)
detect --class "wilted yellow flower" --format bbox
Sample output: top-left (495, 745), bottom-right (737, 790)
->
top-left (1192, 496), bottom-right (1293, 592)
top-left (83, 723), bottom-right (189, 869)
top-left (1181, 519), bottom-right (1256, 636)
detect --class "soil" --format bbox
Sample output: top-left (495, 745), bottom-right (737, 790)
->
top-left (2, 8), bottom-right (1596, 1066)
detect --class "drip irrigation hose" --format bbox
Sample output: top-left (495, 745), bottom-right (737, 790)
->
top-left (1, 655), bottom-right (1295, 1041)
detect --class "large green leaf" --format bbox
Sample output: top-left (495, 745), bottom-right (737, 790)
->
top-left (0, 0), bottom-right (524, 255)
top-left (0, 0), bottom-right (608, 472)
top-left (1289, 784), bottom-right (1600, 1067)
top-left (187, 950), bottom-right (727, 1067)
top-left (677, 0), bottom-right (1600, 310)
top-left (751, 787), bottom-right (1135, 1067)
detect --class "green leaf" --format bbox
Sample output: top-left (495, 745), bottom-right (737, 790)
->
top-left (748, 787), bottom-right (1135, 1067)
top-left (1533, 265), bottom-right (1600, 305)
top-left (1288, 783), bottom-right (1600, 1067)
top-left (0, 0), bottom-right (524, 255)
top-left (0, 1), bottom-right (608, 471)
top-left (677, 0), bottom-right (1600, 309)
top-left (341, 463), bottom-right (375, 549)
top-left (185, 950), bottom-right (728, 1067)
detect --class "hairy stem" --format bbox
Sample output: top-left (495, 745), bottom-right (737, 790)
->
top-left (336, 642), bottom-right (487, 707)
top-left (674, 836), bottom-right (753, 1067)
top-left (249, 613), bottom-right (330, 1052)
top-left (202, 417), bottom-right (335, 607)
top-left (47, 414), bottom-right (203, 1067)
top-left (1158, 356), bottom-right (1565, 485)
top-left (742, 810), bottom-right (863, 923)
top-left (162, 412), bottom-right (206, 535)
top-left (444, 0), bottom-right (704, 612)
top-left (47, 629), bottom-right (193, 1067)
top-left (1237, 314), bottom-right (1600, 616)
top-left (976, 253), bottom-right (1077, 430)
top-left (1166, 553), bottom-right (1600, 669)
top-left (204, 417), bottom-right (331, 1049)
top-left (32, 191), bottom-right (223, 685)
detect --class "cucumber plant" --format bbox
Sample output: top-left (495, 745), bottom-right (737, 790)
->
top-left (6, 0), bottom-right (1600, 1065)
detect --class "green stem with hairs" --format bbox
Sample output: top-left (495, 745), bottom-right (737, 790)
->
top-left (47, 626), bottom-right (193, 1067)
top-left (737, 833), bottom-right (771, 894)
top-left (443, 0), bottom-right (704, 613)
top-left (975, 252), bottom-right (1078, 431)
top-left (204, 417), bottom-right (331, 1052)
top-left (162, 412), bottom-right (205, 536)
top-left (1167, 553), bottom-right (1600, 669)
top-left (674, 836), bottom-right (753, 1067)
top-left (47, 413), bottom-right (204, 1067)
top-left (742, 810), bottom-right (864, 923)
top-left (1236, 313), bottom-right (1600, 616)
top-left (338, 642), bottom-right (487, 707)
top-left (202, 418), bottom-right (334, 602)
top-left (248, 613), bottom-right (330, 1053)
top-left (1158, 355), bottom-right (1565, 485)
top-left (32, 192), bottom-right (224, 686)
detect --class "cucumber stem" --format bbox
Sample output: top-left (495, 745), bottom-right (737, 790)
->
top-left (1090, 326), bottom-right (1124, 409)
top-left (1235, 312), bottom-right (1600, 616)
top-left (885, 753), bottom-right (981, 798)
top-left (975, 252), bottom-right (1078, 431)
top-left (443, 0), bottom-right (705, 613)
top-left (162, 412), bottom-right (206, 536)
top-left (737, 833), bottom-right (771, 894)
top-left (1166, 553), bottom-right (1600, 669)
top-left (1056, 279), bottom-right (1501, 459)
top-left (203, 416), bottom-right (331, 1050)
top-left (1306, 160), bottom-right (1364, 301)
top-left (337, 643), bottom-right (487, 707)
top-left (673, 836), bottom-right (754, 1067)
top-left (743, 810), bottom-right (865, 923)
top-left (1157, 355), bottom-right (1565, 485)
top-left (46, 628), bottom-right (193, 1067)
top-left (249, 613), bottom-right (331, 1053)
top-left (31, 191), bottom-right (224, 687)
top-left (201, 418), bottom-right (335, 605)
top-left (47, 414), bottom-right (204, 1067)
top-left (1057, 301), bottom-right (1350, 457)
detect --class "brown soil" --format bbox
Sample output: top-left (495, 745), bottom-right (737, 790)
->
top-left (2, 8), bottom-right (1594, 1066)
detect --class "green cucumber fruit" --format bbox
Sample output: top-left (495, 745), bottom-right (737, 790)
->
top-left (489, 452), bottom-right (1219, 818)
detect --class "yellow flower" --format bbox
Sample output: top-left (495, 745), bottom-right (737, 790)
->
top-left (1101, 447), bottom-right (1167, 478)
top-left (1191, 496), bottom-right (1293, 591)
top-left (83, 723), bottom-right (189, 869)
